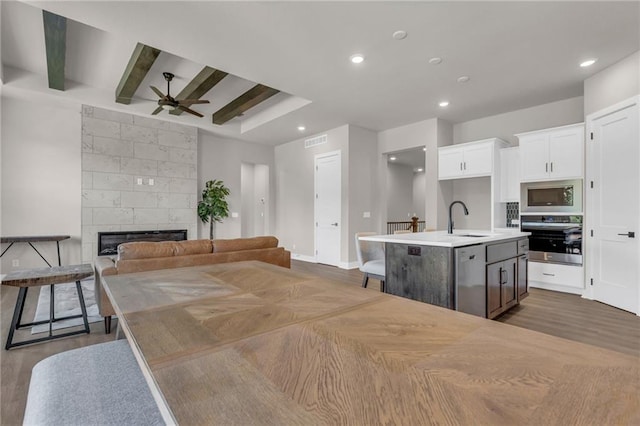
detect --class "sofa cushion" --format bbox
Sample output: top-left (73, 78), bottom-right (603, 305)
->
top-left (117, 241), bottom-right (176, 260)
top-left (213, 236), bottom-right (278, 253)
top-left (172, 239), bottom-right (213, 256)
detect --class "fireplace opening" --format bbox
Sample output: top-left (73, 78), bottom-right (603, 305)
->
top-left (97, 229), bottom-right (187, 256)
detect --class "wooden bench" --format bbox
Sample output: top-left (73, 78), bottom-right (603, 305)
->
top-left (23, 340), bottom-right (163, 425)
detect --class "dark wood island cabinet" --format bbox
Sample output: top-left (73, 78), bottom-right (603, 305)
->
top-left (375, 232), bottom-right (530, 319)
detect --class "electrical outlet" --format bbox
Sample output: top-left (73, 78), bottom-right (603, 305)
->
top-left (137, 178), bottom-right (143, 185)
top-left (12, 259), bottom-right (19, 267)
top-left (148, 178), bottom-right (154, 186)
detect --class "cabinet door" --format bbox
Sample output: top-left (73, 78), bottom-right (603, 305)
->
top-left (463, 142), bottom-right (493, 177)
top-left (487, 262), bottom-right (503, 318)
top-left (518, 255), bottom-right (528, 301)
top-left (438, 147), bottom-right (465, 180)
top-left (519, 134), bottom-right (549, 181)
top-left (549, 127), bottom-right (584, 179)
top-left (502, 258), bottom-right (518, 309)
top-left (500, 147), bottom-right (520, 202)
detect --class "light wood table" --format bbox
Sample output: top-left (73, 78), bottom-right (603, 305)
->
top-left (102, 261), bottom-right (640, 425)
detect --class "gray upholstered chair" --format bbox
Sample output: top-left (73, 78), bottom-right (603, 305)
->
top-left (355, 232), bottom-right (385, 292)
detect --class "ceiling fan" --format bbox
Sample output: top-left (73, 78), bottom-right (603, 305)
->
top-left (150, 72), bottom-right (209, 117)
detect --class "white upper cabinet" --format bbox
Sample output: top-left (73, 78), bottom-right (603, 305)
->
top-left (438, 138), bottom-right (507, 180)
top-left (499, 146), bottom-right (520, 202)
top-left (516, 123), bottom-right (584, 182)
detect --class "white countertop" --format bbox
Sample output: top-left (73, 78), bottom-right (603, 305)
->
top-left (359, 229), bottom-right (530, 248)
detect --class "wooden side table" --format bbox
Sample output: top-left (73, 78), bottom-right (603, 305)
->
top-left (2, 264), bottom-right (93, 350)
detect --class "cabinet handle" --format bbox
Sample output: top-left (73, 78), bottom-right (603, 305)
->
top-left (542, 273), bottom-right (555, 277)
top-left (545, 162), bottom-right (548, 172)
top-left (499, 268), bottom-right (506, 285)
top-left (550, 162), bottom-right (554, 172)
top-left (464, 162), bottom-right (467, 170)
top-left (460, 162), bottom-right (463, 171)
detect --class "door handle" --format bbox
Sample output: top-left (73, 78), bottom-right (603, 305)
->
top-left (331, 223), bottom-right (339, 227)
top-left (617, 231), bottom-right (635, 238)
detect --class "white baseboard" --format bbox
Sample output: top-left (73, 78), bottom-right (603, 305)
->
top-left (339, 261), bottom-right (359, 270)
top-left (529, 281), bottom-right (584, 295)
top-left (291, 253), bottom-right (317, 263)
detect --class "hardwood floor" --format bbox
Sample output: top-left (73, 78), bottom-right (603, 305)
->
top-left (1, 260), bottom-right (638, 424)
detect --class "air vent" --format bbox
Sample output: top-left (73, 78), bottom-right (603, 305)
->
top-left (305, 134), bottom-right (327, 148)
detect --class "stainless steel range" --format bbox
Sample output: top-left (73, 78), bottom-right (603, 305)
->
top-left (520, 215), bottom-right (582, 265)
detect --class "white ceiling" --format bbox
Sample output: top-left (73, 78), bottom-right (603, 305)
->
top-left (2, 1), bottom-right (639, 146)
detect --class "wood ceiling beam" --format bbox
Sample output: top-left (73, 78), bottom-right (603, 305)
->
top-left (170, 66), bottom-right (228, 116)
top-left (212, 85), bottom-right (279, 125)
top-left (42, 10), bottom-right (66, 91)
top-left (115, 43), bottom-right (161, 104)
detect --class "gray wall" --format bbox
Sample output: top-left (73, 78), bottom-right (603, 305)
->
top-left (275, 125), bottom-right (349, 260)
top-left (1, 91), bottom-right (82, 272)
top-left (453, 96), bottom-right (585, 146)
top-left (584, 50), bottom-right (640, 116)
top-left (386, 162), bottom-right (414, 222)
top-left (198, 130), bottom-right (274, 239)
top-left (378, 118), bottom-right (452, 231)
top-left (412, 172), bottom-right (426, 223)
top-left (347, 125), bottom-right (379, 262)
top-left (274, 124), bottom-right (378, 265)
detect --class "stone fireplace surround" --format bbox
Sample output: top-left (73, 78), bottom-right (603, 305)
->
top-left (81, 106), bottom-right (198, 263)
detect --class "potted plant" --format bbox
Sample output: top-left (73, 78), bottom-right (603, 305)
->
top-left (197, 179), bottom-right (230, 239)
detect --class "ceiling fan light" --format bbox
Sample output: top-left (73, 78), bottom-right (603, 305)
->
top-left (162, 104), bottom-right (177, 111)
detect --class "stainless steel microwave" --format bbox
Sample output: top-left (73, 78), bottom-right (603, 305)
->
top-left (521, 179), bottom-right (583, 213)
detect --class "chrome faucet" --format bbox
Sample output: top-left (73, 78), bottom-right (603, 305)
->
top-left (448, 201), bottom-right (469, 234)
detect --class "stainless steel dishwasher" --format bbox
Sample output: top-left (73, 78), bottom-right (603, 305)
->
top-left (455, 244), bottom-right (486, 317)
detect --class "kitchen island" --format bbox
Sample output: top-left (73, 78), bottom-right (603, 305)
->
top-left (360, 230), bottom-right (530, 318)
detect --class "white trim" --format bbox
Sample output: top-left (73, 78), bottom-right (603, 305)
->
top-left (529, 282), bottom-right (584, 295)
top-left (314, 149), bottom-right (342, 268)
top-left (585, 94), bottom-right (640, 315)
top-left (290, 253), bottom-right (317, 264)
top-left (585, 95), bottom-right (640, 122)
top-left (339, 261), bottom-right (360, 270)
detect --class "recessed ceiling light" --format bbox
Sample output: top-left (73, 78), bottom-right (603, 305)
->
top-left (438, 101), bottom-right (450, 107)
top-left (392, 30), bottom-right (408, 40)
top-left (429, 57), bottom-right (442, 65)
top-left (389, 156), bottom-right (397, 161)
top-left (350, 54), bottom-right (365, 64)
top-left (297, 126), bottom-right (306, 131)
top-left (580, 59), bottom-right (597, 68)
top-left (457, 76), bottom-right (470, 83)
top-left (422, 147), bottom-right (426, 152)
top-left (416, 168), bottom-right (424, 172)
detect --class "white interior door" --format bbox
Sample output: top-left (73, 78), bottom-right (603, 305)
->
top-left (588, 99), bottom-right (639, 314)
top-left (315, 151), bottom-right (341, 266)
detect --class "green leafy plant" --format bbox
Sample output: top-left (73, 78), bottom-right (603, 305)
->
top-left (197, 179), bottom-right (230, 239)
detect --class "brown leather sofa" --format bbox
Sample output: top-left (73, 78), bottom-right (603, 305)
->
top-left (94, 236), bottom-right (290, 333)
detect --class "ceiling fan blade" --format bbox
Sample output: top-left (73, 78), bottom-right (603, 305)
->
top-left (150, 86), bottom-right (165, 99)
top-left (178, 99), bottom-right (210, 105)
top-left (178, 105), bottom-right (204, 118)
top-left (151, 106), bottom-right (164, 115)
